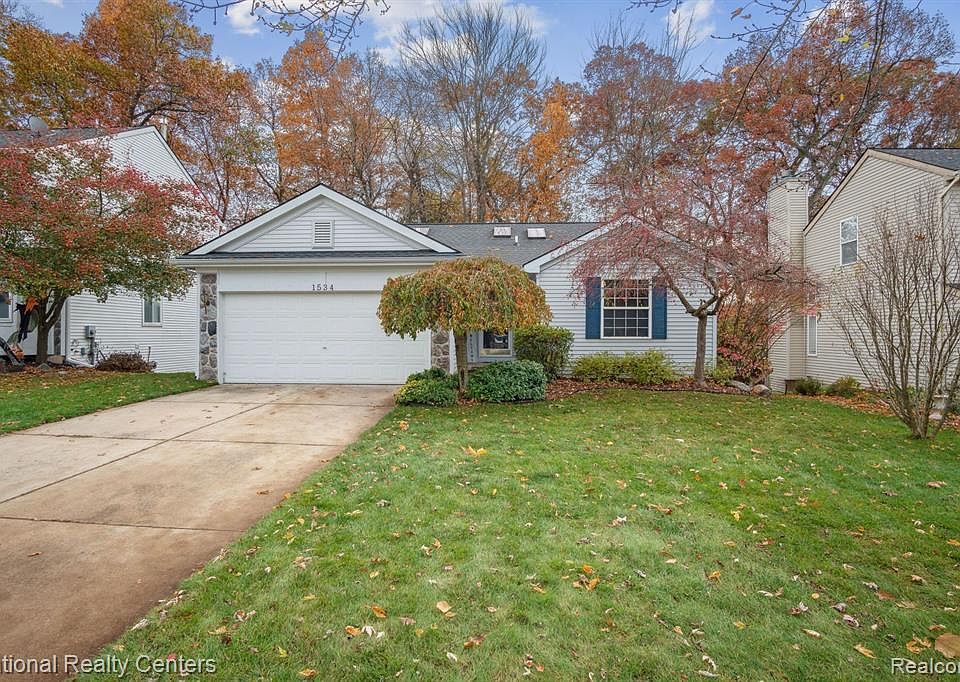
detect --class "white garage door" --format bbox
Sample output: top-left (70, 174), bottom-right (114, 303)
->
top-left (221, 292), bottom-right (429, 384)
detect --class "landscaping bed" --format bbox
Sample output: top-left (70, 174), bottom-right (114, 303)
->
top-left (80, 390), bottom-right (960, 681)
top-left (0, 368), bottom-right (212, 433)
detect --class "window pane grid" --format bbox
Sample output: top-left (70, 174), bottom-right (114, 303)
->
top-left (601, 279), bottom-right (650, 338)
top-left (840, 217), bottom-right (858, 265)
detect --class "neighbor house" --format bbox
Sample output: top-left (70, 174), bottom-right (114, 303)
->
top-left (768, 148), bottom-right (960, 392)
top-left (0, 126), bottom-right (202, 372)
top-left (176, 183), bottom-right (716, 384)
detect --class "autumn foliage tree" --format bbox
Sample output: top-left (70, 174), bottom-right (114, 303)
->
top-left (0, 138), bottom-right (214, 362)
top-left (578, 147), bottom-right (813, 385)
top-left (378, 257), bottom-right (552, 392)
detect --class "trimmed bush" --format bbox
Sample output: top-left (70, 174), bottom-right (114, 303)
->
top-left (622, 350), bottom-right (676, 385)
top-left (708, 357), bottom-right (736, 384)
top-left (466, 360), bottom-right (546, 402)
top-left (395, 378), bottom-right (458, 406)
top-left (572, 351), bottom-right (677, 385)
top-left (96, 352), bottom-right (154, 372)
top-left (407, 367), bottom-right (458, 389)
top-left (826, 376), bottom-right (861, 398)
top-left (794, 376), bottom-right (823, 396)
top-left (514, 325), bottom-right (573, 380)
top-left (571, 353), bottom-right (622, 381)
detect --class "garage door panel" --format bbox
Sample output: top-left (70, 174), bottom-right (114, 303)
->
top-left (221, 292), bottom-right (428, 384)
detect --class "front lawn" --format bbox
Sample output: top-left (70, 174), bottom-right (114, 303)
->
top-left (84, 391), bottom-right (959, 680)
top-left (0, 369), bottom-right (212, 433)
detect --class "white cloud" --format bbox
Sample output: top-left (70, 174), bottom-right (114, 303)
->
top-left (43, 0), bottom-right (64, 6)
top-left (370, 0), bottom-right (549, 63)
top-left (665, 0), bottom-right (715, 44)
top-left (226, 0), bottom-right (261, 36)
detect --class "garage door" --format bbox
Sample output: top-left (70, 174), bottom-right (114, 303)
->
top-left (220, 292), bottom-right (429, 384)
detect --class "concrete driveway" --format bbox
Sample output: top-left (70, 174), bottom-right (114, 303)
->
top-left (0, 383), bottom-right (395, 675)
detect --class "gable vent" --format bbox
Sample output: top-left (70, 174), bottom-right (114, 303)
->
top-left (313, 220), bottom-right (333, 248)
top-left (413, 226), bottom-right (430, 235)
top-left (526, 227), bottom-right (547, 239)
top-left (492, 225), bottom-right (512, 238)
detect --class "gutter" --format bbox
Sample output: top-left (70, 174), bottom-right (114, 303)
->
top-left (173, 256), bottom-right (457, 268)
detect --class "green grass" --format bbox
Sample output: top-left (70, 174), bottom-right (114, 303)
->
top-left (0, 370), bottom-right (212, 433)
top-left (82, 391), bottom-right (959, 681)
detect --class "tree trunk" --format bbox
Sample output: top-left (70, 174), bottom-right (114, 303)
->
top-left (34, 295), bottom-right (65, 365)
top-left (694, 314), bottom-right (708, 386)
top-left (453, 331), bottom-right (469, 394)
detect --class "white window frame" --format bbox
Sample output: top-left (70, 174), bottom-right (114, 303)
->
top-left (142, 297), bottom-right (162, 327)
top-left (840, 216), bottom-right (858, 266)
top-left (479, 330), bottom-right (513, 358)
top-left (601, 278), bottom-right (652, 339)
top-left (806, 313), bottom-right (818, 356)
top-left (313, 220), bottom-right (334, 249)
top-left (0, 292), bottom-right (12, 322)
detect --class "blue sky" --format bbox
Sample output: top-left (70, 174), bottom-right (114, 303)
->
top-left (20, 0), bottom-right (960, 81)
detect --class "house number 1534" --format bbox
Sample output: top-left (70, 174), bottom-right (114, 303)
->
top-left (311, 283), bottom-right (334, 291)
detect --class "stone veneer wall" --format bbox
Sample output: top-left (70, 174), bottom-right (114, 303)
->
top-left (430, 329), bottom-right (450, 371)
top-left (198, 273), bottom-right (218, 381)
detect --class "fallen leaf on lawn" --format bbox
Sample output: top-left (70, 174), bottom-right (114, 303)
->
top-left (371, 605), bottom-right (387, 619)
top-left (344, 626), bottom-right (361, 638)
top-left (843, 615), bottom-right (861, 628)
top-left (486, 606), bottom-right (498, 613)
top-left (399, 616), bottom-right (416, 625)
top-left (948, 539), bottom-right (960, 547)
top-left (789, 602), bottom-right (809, 616)
top-left (415, 628), bottom-right (425, 637)
top-left (207, 626), bottom-right (228, 635)
top-left (802, 629), bottom-right (822, 639)
top-left (436, 601), bottom-right (452, 614)
top-left (299, 669), bottom-right (317, 678)
top-left (582, 564), bottom-right (594, 574)
top-left (586, 577), bottom-right (600, 591)
top-left (734, 621), bottom-right (747, 630)
top-left (910, 575), bottom-right (926, 585)
top-left (935, 633), bottom-right (960, 658)
top-left (302, 594), bottom-right (316, 601)
top-left (927, 481), bottom-right (946, 488)
top-left (277, 647), bottom-right (288, 658)
top-left (906, 637), bottom-right (931, 654)
top-left (398, 420), bottom-right (409, 431)
top-left (463, 635), bottom-right (485, 648)
top-left (930, 624), bottom-right (946, 632)
top-left (530, 583), bottom-right (546, 594)
top-left (876, 590), bottom-right (895, 601)
top-left (446, 652), bottom-right (458, 663)
top-left (706, 571), bottom-right (721, 582)
top-left (832, 602), bottom-right (847, 613)
top-left (609, 515), bottom-right (627, 527)
top-left (854, 644), bottom-right (875, 659)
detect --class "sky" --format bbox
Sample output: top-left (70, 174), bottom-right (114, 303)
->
top-left (18, 0), bottom-right (960, 82)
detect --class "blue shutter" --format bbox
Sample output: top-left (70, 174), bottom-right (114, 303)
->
top-left (652, 286), bottom-right (667, 339)
top-left (585, 277), bottom-right (601, 339)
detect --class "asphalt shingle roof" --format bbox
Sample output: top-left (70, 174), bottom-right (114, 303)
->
top-left (416, 222), bottom-right (598, 265)
top-left (178, 250), bottom-right (456, 260)
top-left (877, 148), bottom-right (960, 172)
top-left (0, 127), bottom-right (115, 149)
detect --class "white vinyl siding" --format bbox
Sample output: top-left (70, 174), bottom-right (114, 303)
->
top-left (228, 202), bottom-right (421, 253)
top-left (840, 217), bottom-right (858, 266)
top-left (801, 154), bottom-right (954, 386)
top-left (66, 280), bottom-right (199, 373)
top-left (537, 251), bottom-right (715, 372)
top-left (806, 314), bottom-right (818, 356)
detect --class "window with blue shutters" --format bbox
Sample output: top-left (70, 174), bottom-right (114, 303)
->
top-left (586, 278), bottom-right (667, 340)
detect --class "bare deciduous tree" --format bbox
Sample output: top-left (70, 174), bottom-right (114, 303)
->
top-left (833, 188), bottom-right (960, 438)
top-left (397, 3), bottom-right (544, 222)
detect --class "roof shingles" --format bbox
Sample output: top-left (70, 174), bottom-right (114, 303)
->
top-left (0, 127), bottom-right (113, 149)
top-left (417, 222), bottom-right (597, 265)
top-left (876, 148), bottom-right (960, 172)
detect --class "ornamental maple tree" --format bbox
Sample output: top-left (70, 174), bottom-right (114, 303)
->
top-left (577, 146), bottom-right (814, 385)
top-left (0, 137), bottom-right (215, 363)
top-left (378, 257), bottom-right (552, 392)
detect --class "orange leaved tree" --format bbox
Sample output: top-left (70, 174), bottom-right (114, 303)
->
top-left (378, 257), bottom-right (552, 393)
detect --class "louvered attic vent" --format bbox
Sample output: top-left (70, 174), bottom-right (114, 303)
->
top-left (313, 220), bottom-right (333, 248)
top-left (492, 225), bottom-right (512, 238)
top-left (526, 227), bottom-right (547, 239)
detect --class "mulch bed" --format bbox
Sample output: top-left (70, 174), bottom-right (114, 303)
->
top-left (546, 378), bottom-right (743, 401)
top-left (797, 392), bottom-right (960, 432)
